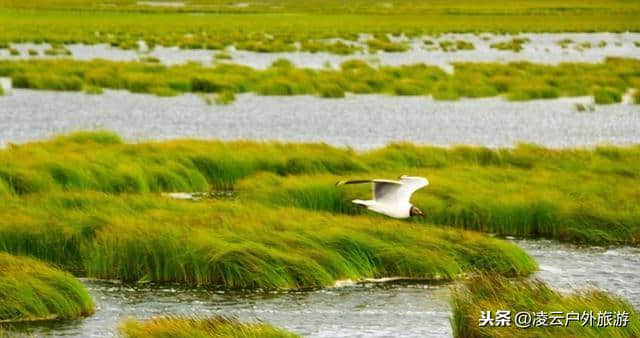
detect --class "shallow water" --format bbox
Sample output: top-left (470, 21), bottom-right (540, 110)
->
top-left (515, 239), bottom-right (640, 306)
top-left (2, 33), bottom-right (639, 70)
top-left (15, 282), bottom-right (452, 338)
top-left (1, 89), bottom-right (639, 149)
top-left (9, 239), bottom-right (639, 337)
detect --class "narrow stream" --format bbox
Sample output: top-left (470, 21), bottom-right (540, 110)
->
top-left (9, 239), bottom-right (640, 337)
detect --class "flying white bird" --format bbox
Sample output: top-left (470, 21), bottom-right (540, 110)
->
top-left (336, 175), bottom-right (428, 219)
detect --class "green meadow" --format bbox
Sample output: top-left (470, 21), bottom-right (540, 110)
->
top-left (0, 253), bottom-right (94, 322)
top-left (121, 316), bottom-right (298, 338)
top-left (451, 274), bottom-right (640, 337)
top-left (1, 132), bottom-right (639, 247)
top-left (1, 58), bottom-right (639, 103)
top-left (1, 0), bottom-right (639, 53)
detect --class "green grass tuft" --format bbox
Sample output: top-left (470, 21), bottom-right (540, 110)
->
top-left (594, 87), bottom-right (622, 104)
top-left (215, 90), bottom-right (236, 104)
top-left (0, 252), bottom-right (94, 322)
top-left (367, 38), bottom-right (409, 53)
top-left (490, 38), bottom-right (530, 52)
top-left (121, 316), bottom-right (299, 338)
top-left (84, 85), bottom-right (103, 95)
top-left (439, 40), bottom-right (474, 52)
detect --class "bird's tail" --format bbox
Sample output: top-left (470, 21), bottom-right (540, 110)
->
top-left (352, 199), bottom-right (376, 207)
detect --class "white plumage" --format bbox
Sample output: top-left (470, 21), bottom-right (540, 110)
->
top-left (336, 175), bottom-right (428, 219)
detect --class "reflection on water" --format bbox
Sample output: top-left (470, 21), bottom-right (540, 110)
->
top-left (7, 239), bottom-right (640, 337)
top-left (2, 90), bottom-right (640, 149)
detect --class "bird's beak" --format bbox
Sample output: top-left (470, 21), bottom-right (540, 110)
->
top-left (410, 206), bottom-right (424, 217)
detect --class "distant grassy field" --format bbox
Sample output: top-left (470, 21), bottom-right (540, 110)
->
top-left (3, 0), bottom-right (638, 15)
top-left (0, 253), bottom-right (94, 322)
top-left (1, 132), bottom-right (638, 246)
top-left (451, 274), bottom-right (640, 337)
top-left (0, 1), bottom-right (639, 52)
top-left (121, 316), bottom-right (298, 338)
top-left (1, 58), bottom-right (639, 103)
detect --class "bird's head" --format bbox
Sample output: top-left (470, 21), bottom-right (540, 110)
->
top-left (409, 205), bottom-right (424, 217)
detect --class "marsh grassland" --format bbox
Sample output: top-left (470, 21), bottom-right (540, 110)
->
top-left (1, 58), bottom-right (639, 103)
top-left (2, 0), bottom-right (640, 336)
top-left (1, 132), bottom-right (638, 246)
top-left (1, 133), bottom-right (638, 335)
top-left (1, 1), bottom-right (639, 53)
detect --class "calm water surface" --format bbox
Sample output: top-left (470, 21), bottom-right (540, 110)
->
top-left (2, 90), bottom-right (640, 149)
top-left (9, 239), bottom-right (640, 337)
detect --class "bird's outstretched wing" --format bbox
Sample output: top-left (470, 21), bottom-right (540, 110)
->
top-left (336, 179), bottom-right (404, 203)
top-left (397, 175), bottom-right (429, 203)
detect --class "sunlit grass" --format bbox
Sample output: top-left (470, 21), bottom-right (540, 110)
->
top-left (300, 40), bottom-right (362, 55)
top-left (489, 37), bottom-right (530, 52)
top-left (594, 87), bottom-right (623, 104)
top-left (1, 132), bottom-right (638, 246)
top-left (1, 1), bottom-right (639, 53)
top-left (366, 38), bottom-right (409, 53)
top-left (0, 192), bottom-right (537, 287)
top-left (121, 316), bottom-right (298, 338)
top-left (450, 274), bottom-right (640, 338)
top-left (0, 252), bottom-right (94, 322)
top-left (1, 58), bottom-right (638, 102)
top-left (439, 40), bottom-right (474, 52)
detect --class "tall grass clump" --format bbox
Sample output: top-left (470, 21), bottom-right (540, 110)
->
top-left (366, 38), bottom-right (409, 53)
top-left (594, 87), bottom-right (623, 104)
top-left (0, 253), bottom-right (94, 322)
top-left (300, 40), bottom-right (361, 55)
top-left (0, 193), bottom-right (537, 288)
top-left (490, 38), bottom-right (530, 52)
top-left (439, 40), bottom-right (474, 52)
top-left (215, 90), bottom-right (236, 104)
top-left (451, 274), bottom-right (640, 338)
top-left (121, 316), bottom-right (298, 338)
